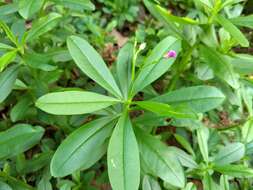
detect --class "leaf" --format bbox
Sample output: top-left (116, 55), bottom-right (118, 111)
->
top-left (213, 143), bottom-right (245, 165)
top-left (17, 151), bottom-right (53, 174)
top-left (24, 52), bottom-right (57, 72)
top-left (51, 117), bottom-right (115, 177)
top-left (183, 182), bottom-right (197, 190)
top-left (142, 175), bottom-right (161, 190)
top-left (216, 14), bottom-right (249, 47)
top-left (108, 113), bottom-right (140, 190)
top-left (0, 3), bottom-right (18, 16)
top-left (202, 173), bottom-right (219, 190)
top-left (242, 119), bottom-right (253, 143)
top-left (67, 36), bottom-right (122, 99)
top-left (221, 0), bottom-right (244, 8)
top-left (36, 91), bottom-right (120, 115)
top-left (220, 175), bottom-right (229, 190)
top-left (197, 126), bottom-right (209, 163)
top-left (0, 172), bottom-right (35, 190)
top-left (135, 127), bottom-right (185, 188)
top-left (0, 50), bottom-right (17, 72)
top-left (213, 165), bottom-right (253, 178)
top-left (135, 101), bottom-right (196, 119)
top-left (0, 21), bottom-right (17, 46)
top-left (231, 54), bottom-right (253, 75)
top-left (200, 45), bottom-right (239, 89)
top-left (198, 0), bottom-right (213, 8)
top-left (52, 0), bottom-right (95, 11)
top-left (0, 64), bottom-right (19, 103)
top-left (26, 13), bottom-right (62, 42)
top-left (10, 96), bottom-right (32, 122)
top-left (174, 134), bottom-right (195, 156)
top-left (167, 146), bottom-right (198, 169)
top-left (143, 0), bottom-right (183, 39)
top-left (116, 42), bottom-right (133, 99)
top-left (0, 181), bottom-right (12, 190)
top-left (0, 43), bottom-right (15, 50)
top-left (18, 0), bottom-right (45, 19)
top-left (148, 2), bottom-right (198, 25)
top-left (0, 124), bottom-right (44, 160)
top-left (131, 36), bottom-right (181, 95)
top-left (152, 85), bottom-right (225, 113)
top-left (230, 15), bottom-right (253, 29)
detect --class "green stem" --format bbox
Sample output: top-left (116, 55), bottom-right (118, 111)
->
top-left (131, 40), bottom-right (137, 82)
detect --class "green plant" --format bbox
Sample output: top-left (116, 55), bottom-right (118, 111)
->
top-left (1, 0), bottom-right (253, 189)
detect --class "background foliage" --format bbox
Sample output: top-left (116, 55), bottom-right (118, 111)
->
top-left (1, 0), bottom-right (253, 189)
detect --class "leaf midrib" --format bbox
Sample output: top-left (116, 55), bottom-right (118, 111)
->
top-left (54, 122), bottom-right (110, 173)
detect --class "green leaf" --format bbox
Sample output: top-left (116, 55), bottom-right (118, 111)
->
top-left (135, 127), bottom-right (185, 188)
top-left (67, 36), bottom-right (122, 99)
top-left (230, 15), bottom-right (253, 29)
top-left (51, 117), bottom-right (115, 177)
top-left (200, 45), bottom-right (239, 89)
top-left (221, 0), bottom-right (244, 8)
top-left (143, 0), bottom-right (183, 39)
top-left (216, 14), bottom-right (249, 47)
top-left (199, 0), bottom-right (213, 8)
top-left (18, 0), bottom-right (45, 19)
top-left (197, 126), bottom-right (209, 163)
top-left (0, 3), bottom-right (18, 16)
top-left (135, 101), bottom-right (196, 119)
top-left (52, 0), bottom-right (95, 11)
top-left (24, 52), bottom-right (57, 72)
top-left (183, 182), bottom-right (197, 190)
top-left (108, 113), bottom-right (140, 190)
top-left (0, 21), bottom-right (17, 46)
top-left (116, 42), bottom-right (133, 99)
top-left (0, 64), bottom-right (19, 103)
top-left (167, 146), bottom-right (198, 169)
top-left (131, 36), bottom-right (181, 95)
top-left (152, 86), bottom-right (225, 113)
top-left (214, 143), bottom-right (245, 165)
top-left (26, 13), bottom-right (62, 42)
top-left (142, 175), bottom-right (161, 190)
top-left (202, 173), bottom-right (219, 190)
top-left (242, 119), bottom-right (253, 143)
top-left (0, 124), bottom-right (44, 160)
top-left (36, 91), bottom-right (120, 115)
top-left (213, 165), bottom-right (253, 178)
top-left (17, 151), bottom-right (53, 174)
top-left (10, 96), bottom-right (32, 122)
top-left (0, 181), bottom-right (12, 190)
top-left (220, 175), bottom-right (229, 190)
top-left (0, 50), bottom-right (17, 72)
top-left (147, 1), bottom-right (198, 25)
top-left (231, 54), bottom-right (253, 75)
top-left (0, 43), bottom-right (15, 50)
top-left (174, 134), bottom-right (195, 156)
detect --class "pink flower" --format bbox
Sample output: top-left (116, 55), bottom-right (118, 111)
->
top-left (164, 50), bottom-right (177, 58)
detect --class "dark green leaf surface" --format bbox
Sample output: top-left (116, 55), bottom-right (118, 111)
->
top-left (67, 36), bottom-right (123, 99)
top-left (0, 124), bottom-right (44, 160)
top-left (0, 65), bottom-right (19, 103)
top-left (36, 91), bottom-right (120, 115)
top-left (108, 113), bottom-right (140, 190)
top-left (135, 127), bottom-right (185, 188)
top-left (152, 86), bottom-right (225, 113)
top-left (131, 36), bottom-right (181, 95)
top-left (51, 117), bottom-right (115, 177)
top-left (200, 46), bottom-right (239, 89)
